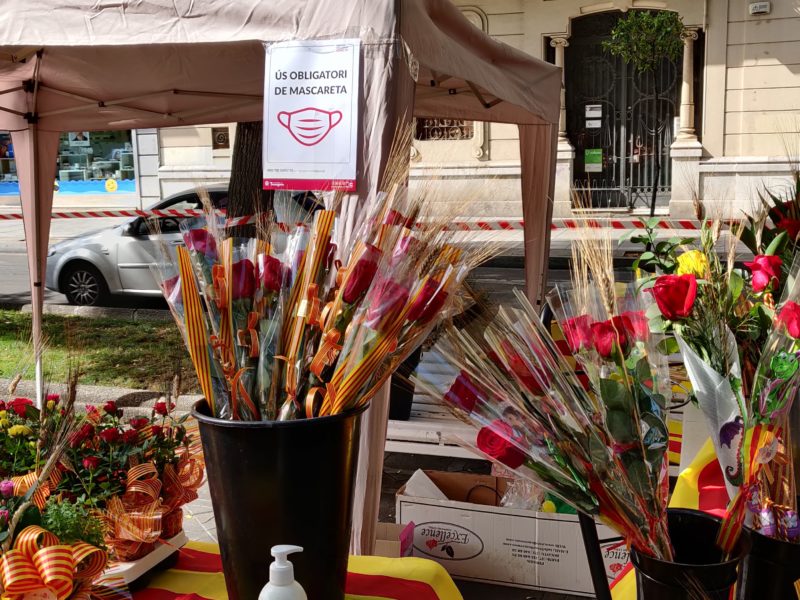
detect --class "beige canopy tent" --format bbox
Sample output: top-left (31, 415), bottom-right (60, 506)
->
top-left (0, 0), bottom-right (560, 552)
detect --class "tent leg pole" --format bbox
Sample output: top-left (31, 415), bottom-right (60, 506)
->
top-left (35, 344), bottom-right (43, 408)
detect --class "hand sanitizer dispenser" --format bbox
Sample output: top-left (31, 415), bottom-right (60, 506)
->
top-left (258, 545), bottom-right (307, 600)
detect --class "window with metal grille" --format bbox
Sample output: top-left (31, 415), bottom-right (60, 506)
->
top-left (414, 118), bottom-right (474, 141)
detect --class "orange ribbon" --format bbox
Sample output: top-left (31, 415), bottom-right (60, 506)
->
top-left (162, 456), bottom-right (205, 512)
top-left (309, 329), bottom-right (343, 378)
top-left (212, 264), bottom-right (227, 309)
top-left (11, 470), bottom-right (62, 510)
top-left (236, 311), bottom-right (260, 358)
top-left (0, 526), bottom-right (107, 600)
top-left (229, 366), bottom-right (259, 420)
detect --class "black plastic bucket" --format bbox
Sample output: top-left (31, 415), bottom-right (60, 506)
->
top-left (192, 400), bottom-right (367, 600)
top-left (736, 527), bottom-right (800, 599)
top-left (631, 509), bottom-right (750, 600)
top-left (389, 348), bottom-right (422, 421)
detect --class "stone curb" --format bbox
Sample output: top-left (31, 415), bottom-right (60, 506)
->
top-left (15, 303), bottom-right (172, 322)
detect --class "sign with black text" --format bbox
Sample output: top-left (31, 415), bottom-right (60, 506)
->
top-left (262, 39), bottom-right (360, 192)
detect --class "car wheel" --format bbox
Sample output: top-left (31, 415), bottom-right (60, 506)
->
top-left (62, 263), bottom-right (109, 306)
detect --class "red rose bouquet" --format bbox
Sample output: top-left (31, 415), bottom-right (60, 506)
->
top-left (415, 290), bottom-right (673, 559)
top-left (152, 175), bottom-right (493, 421)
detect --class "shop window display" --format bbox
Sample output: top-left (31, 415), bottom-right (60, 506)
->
top-left (0, 130), bottom-right (136, 195)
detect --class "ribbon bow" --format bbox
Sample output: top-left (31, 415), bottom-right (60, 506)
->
top-left (11, 470), bottom-right (62, 510)
top-left (236, 311), bottom-right (260, 358)
top-left (0, 526), bottom-right (107, 600)
top-left (162, 456), bottom-right (204, 512)
top-left (309, 330), bottom-right (342, 378)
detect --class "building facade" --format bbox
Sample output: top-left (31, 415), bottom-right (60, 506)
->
top-left (6, 1), bottom-right (792, 218)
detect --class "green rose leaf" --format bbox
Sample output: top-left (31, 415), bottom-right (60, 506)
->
top-left (600, 378), bottom-right (634, 411)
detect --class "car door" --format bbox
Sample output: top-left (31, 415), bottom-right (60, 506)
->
top-left (116, 195), bottom-right (199, 293)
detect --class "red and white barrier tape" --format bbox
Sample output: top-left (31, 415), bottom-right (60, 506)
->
top-left (0, 209), bottom-right (703, 231)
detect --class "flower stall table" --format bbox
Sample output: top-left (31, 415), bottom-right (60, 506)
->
top-left (131, 541), bottom-right (463, 600)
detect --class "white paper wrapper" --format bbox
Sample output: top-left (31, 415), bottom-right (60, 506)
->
top-left (677, 332), bottom-right (745, 501)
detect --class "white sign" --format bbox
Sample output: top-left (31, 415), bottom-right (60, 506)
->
top-left (586, 119), bottom-right (601, 129)
top-left (262, 39), bottom-right (360, 192)
top-left (585, 104), bottom-right (602, 119)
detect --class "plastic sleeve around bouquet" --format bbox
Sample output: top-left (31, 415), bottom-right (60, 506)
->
top-left (546, 286), bottom-right (672, 505)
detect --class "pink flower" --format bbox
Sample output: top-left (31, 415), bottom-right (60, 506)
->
top-left (365, 278), bottom-right (409, 330)
top-left (232, 259), bottom-right (256, 300)
top-left (744, 255), bottom-right (782, 293)
top-left (342, 244), bottom-right (380, 304)
top-left (0, 480), bottom-right (14, 499)
top-left (258, 255), bottom-right (285, 294)
top-left (184, 229), bottom-right (217, 260)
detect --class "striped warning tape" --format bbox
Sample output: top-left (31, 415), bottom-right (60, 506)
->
top-left (0, 209), bottom-right (704, 231)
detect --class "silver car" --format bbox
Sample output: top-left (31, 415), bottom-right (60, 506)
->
top-left (45, 189), bottom-right (228, 305)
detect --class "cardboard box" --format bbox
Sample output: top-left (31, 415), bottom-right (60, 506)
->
top-left (396, 470), bottom-right (629, 596)
top-left (373, 522), bottom-right (414, 558)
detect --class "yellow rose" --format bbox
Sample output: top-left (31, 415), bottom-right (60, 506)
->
top-left (0, 419), bottom-right (8, 429)
top-left (7, 425), bottom-right (33, 438)
top-left (0, 411), bottom-right (6, 419)
top-left (676, 250), bottom-right (708, 278)
top-left (46, 400), bottom-right (56, 411)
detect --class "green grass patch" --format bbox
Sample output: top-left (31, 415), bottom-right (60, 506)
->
top-left (0, 310), bottom-right (199, 392)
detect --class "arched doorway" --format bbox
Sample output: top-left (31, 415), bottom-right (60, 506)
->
top-left (565, 11), bottom-right (680, 210)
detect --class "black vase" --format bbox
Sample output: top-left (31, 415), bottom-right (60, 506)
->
top-left (192, 401), bottom-right (367, 600)
top-left (736, 527), bottom-right (800, 599)
top-left (631, 509), bottom-right (750, 600)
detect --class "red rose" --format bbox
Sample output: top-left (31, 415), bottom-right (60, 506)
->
top-left (9, 397), bottom-right (33, 417)
top-left (776, 217), bottom-right (800, 241)
top-left (650, 274), bottom-right (697, 321)
top-left (778, 301), bottom-right (800, 338)
top-left (622, 311), bottom-right (649, 341)
top-left (342, 244), bottom-right (380, 304)
top-left (406, 278), bottom-right (449, 325)
top-left (103, 400), bottom-right (118, 416)
top-left (150, 425), bottom-right (163, 437)
top-left (0, 401), bottom-right (5, 410)
top-left (384, 209), bottom-right (407, 226)
top-left (365, 278), bottom-right (409, 330)
top-left (82, 456), bottom-right (100, 471)
top-left (122, 429), bottom-right (139, 444)
top-left (390, 232), bottom-right (421, 267)
top-left (501, 340), bottom-right (544, 396)
top-left (232, 259), bottom-right (256, 300)
top-left (70, 422), bottom-right (95, 448)
top-left (129, 417), bottom-right (148, 430)
top-left (562, 315), bottom-right (593, 353)
top-left (154, 400), bottom-right (173, 416)
top-left (184, 228), bottom-right (217, 260)
top-left (257, 255), bottom-right (285, 294)
top-left (444, 371), bottom-right (481, 413)
top-left (744, 255), bottom-right (782, 293)
top-left (162, 275), bottom-right (182, 306)
top-left (476, 420), bottom-right (527, 469)
top-left (590, 317), bottom-right (629, 359)
top-left (99, 428), bottom-right (121, 443)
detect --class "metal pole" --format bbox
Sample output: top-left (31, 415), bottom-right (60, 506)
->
top-left (578, 512), bottom-right (613, 600)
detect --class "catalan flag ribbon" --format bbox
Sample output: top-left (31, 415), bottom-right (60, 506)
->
top-left (0, 525), bottom-right (109, 600)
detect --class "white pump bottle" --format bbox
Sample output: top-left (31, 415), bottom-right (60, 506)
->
top-left (258, 545), bottom-right (308, 600)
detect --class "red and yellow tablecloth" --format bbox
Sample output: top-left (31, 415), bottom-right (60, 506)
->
top-left (132, 541), bottom-right (463, 600)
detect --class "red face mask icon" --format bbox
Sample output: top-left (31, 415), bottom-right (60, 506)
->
top-left (277, 108), bottom-right (343, 146)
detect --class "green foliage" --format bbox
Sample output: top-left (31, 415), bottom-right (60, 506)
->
top-left (41, 497), bottom-right (106, 548)
top-left (602, 10), bottom-right (685, 73)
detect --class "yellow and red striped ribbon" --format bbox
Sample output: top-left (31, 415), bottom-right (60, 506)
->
top-left (177, 246), bottom-right (216, 414)
top-left (283, 211), bottom-right (336, 399)
top-left (0, 525), bottom-right (108, 600)
top-left (11, 471), bottom-right (56, 510)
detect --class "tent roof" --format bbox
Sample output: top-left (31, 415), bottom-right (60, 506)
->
top-left (0, 0), bottom-right (559, 131)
